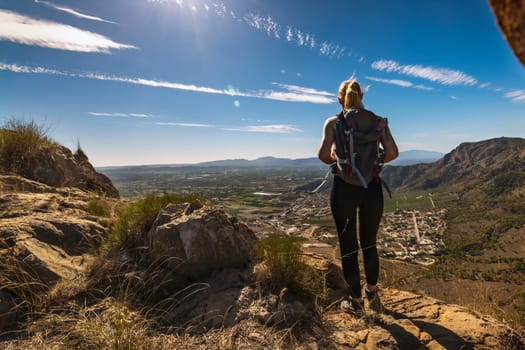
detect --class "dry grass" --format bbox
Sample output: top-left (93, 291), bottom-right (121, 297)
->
top-left (255, 234), bottom-right (326, 304)
top-left (0, 118), bottom-right (56, 176)
top-left (0, 241), bottom-right (48, 315)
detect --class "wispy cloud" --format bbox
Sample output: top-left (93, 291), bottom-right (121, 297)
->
top-left (221, 125), bottom-right (301, 133)
top-left (365, 76), bottom-right (433, 90)
top-left (88, 112), bottom-right (151, 118)
top-left (371, 59), bottom-right (477, 86)
top-left (34, 0), bottom-right (117, 24)
top-left (148, 0), bottom-right (347, 58)
top-left (155, 122), bottom-right (212, 127)
top-left (0, 10), bottom-right (135, 53)
top-left (505, 90), bottom-right (525, 102)
top-left (272, 82), bottom-right (333, 96)
top-left (154, 121), bottom-right (301, 134)
top-left (0, 62), bottom-right (335, 104)
top-left (244, 14), bottom-right (280, 39)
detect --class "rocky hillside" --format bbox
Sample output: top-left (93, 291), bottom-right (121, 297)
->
top-left (1, 135), bottom-right (524, 348)
top-left (381, 137), bottom-right (525, 195)
top-left (0, 121), bottom-right (119, 198)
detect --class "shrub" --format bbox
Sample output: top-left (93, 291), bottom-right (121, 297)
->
top-left (256, 234), bottom-right (325, 302)
top-left (106, 192), bottom-right (201, 251)
top-left (86, 198), bottom-right (110, 217)
top-left (0, 118), bottom-right (54, 175)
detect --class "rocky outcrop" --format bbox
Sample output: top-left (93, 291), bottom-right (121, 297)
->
top-left (489, 0), bottom-right (525, 66)
top-left (323, 287), bottom-right (522, 349)
top-left (143, 252), bottom-right (523, 349)
top-left (30, 145), bottom-right (118, 198)
top-left (0, 175), bottom-right (111, 285)
top-left (0, 141), bottom-right (119, 198)
top-left (148, 201), bottom-right (258, 280)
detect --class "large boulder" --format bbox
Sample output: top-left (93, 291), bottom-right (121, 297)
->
top-left (148, 202), bottom-right (258, 280)
top-left (28, 145), bottom-right (119, 198)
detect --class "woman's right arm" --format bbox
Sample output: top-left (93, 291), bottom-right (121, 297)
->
top-left (318, 117), bottom-right (337, 164)
top-left (381, 124), bottom-right (399, 163)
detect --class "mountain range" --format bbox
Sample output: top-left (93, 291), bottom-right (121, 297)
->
top-left (381, 137), bottom-right (525, 194)
top-left (98, 149), bottom-right (444, 172)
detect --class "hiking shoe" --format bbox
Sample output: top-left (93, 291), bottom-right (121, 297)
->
top-left (365, 287), bottom-right (383, 313)
top-left (340, 297), bottom-right (365, 316)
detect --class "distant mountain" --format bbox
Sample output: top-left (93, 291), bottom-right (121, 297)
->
top-left (98, 157), bottom-right (325, 172)
top-left (194, 150), bottom-right (444, 169)
top-left (195, 156), bottom-right (324, 168)
top-left (381, 137), bottom-right (525, 196)
top-left (389, 150), bottom-right (444, 166)
top-left (194, 158), bottom-right (252, 167)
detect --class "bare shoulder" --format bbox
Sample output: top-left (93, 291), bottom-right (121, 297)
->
top-left (323, 115), bottom-right (338, 129)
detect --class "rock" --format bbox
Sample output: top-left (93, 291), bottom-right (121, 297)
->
top-left (0, 175), bottom-right (109, 285)
top-left (1, 142), bottom-right (119, 198)
top-left (148, 205), bottom-right (258, 280)
top-left (489, 0), bottom-right (525, 66)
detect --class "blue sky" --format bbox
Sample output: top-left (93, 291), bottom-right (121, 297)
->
top-left (1, 0), bottom-right (524, 166)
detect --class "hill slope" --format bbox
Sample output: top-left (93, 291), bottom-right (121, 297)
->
top-left (382, 137), bottom-right (525, 195)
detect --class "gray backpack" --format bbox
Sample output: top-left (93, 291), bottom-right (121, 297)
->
top-left (333, 109), bottom-right (388, 191)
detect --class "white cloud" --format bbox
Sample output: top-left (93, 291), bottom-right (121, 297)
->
top-left (0, 62), bottom-right (63, 75)
top-left (88, 112), bottom-right (150, 118)
top-left (155, 122), bottom-right (212, 127)
top-left (0, 10), bottom-right (136, 53)
top-left (258, 90), bottom-right (334, 104)
top-left (34, 0), bottom-right (117, 24)
top-left (0, 62), bottom-right (335, 104)
top-left (505, 90), bottom-right (525, 102)
top-left (365, 76), bottom-right (433, 90)
top-left (371, 59), bottom-right (477, 86)
top-left (222, 125), bottom-right (301, 133)
top-left (213, 3), bottom-right (227, 17)
top-left (285, 26), bottom-right (293, 41)
top-left (271, 82), bottom-right (333, 96)
top-left (244, 14), bottom-right (280, 39)
top-left (154, 121), bottom-right (301, 134)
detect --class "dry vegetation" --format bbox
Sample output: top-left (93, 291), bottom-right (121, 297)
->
top-left (0, 188), bottom-right (329, 349)
top-left (0, 118), bottom-right (56, 176)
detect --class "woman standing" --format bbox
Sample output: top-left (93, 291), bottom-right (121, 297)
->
top-left (318, 79), bottom-right (398, 314)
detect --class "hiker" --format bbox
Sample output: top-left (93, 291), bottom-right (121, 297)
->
top-left (317, 79), bottom-right (398, 314)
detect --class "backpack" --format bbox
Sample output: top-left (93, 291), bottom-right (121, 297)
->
top-left (332, 109), bottom-right (390, 194)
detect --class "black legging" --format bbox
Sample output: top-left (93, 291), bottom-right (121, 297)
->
top-left (330, 177), bottom-right (383, 299)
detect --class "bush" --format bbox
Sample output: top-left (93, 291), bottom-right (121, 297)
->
top-left (256, 234), bottom-right (325, 302)
top-left (107, 192), bottom-right (201, 251)
top-left (0, 118), bottom-right (54, 175)
top-left (86, 198), bottom-right (110, 217)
